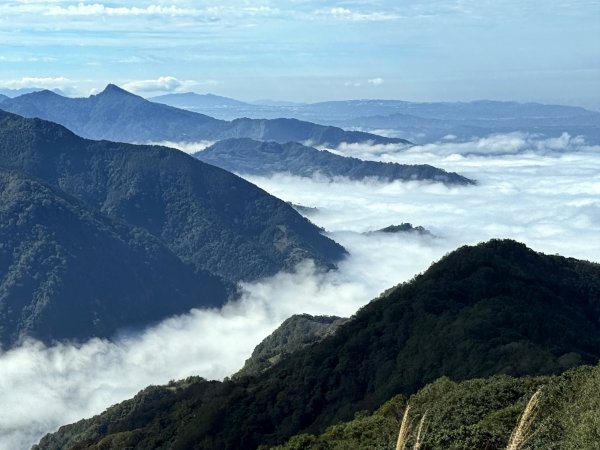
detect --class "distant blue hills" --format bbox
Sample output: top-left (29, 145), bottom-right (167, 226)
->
top-left (152, 92), bottom-right (600, 144)
top-left (0, 85), bottom-right (409, 147)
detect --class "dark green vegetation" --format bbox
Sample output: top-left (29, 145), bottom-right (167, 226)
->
top-left (269, 362), bottom-right (600, 450)
top-left (366, 223), bottom-right (434, 237)
top-left (195, 138), bottom-right (473, 185)
top-left (235, 314), bottom-right (348, 378)
top-left (0, 169), bottom-right (226, 347)
top-left (0, 110), bottom-right (345, 346)
top-left (34, 240), bottom-right (600, 450)
top-left (0, 85), bottom-right (410, 147)
top-left (287, 202), bottom-right (319, 215)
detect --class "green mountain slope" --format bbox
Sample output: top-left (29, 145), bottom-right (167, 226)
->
top-left (269, 362), bottom-right (600, 450)
top-left (195, 138), bottom-right (473, 185)
top-left (33, 240), bottom-right (600, 450)
top-left (0, 110), bottom-right (346, 283)
top-left (0, 168), bottom-right (226, 347)
top-left (235, 314), bottom-right (348, 378)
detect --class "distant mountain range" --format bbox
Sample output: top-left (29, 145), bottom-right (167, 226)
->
top-left (152, 92), bottom-right (251, 109)
top-left (0, 110), bottom-right (346, 347)
top-left (0, 87), bottom-right (65, 98)
top-left (0, 85), bottom-right (410, 147)
top-left (195, 138), bottom-right (474, 184)
top-left (34, 240), bottom-right (600, 449)
top-left (150, 93), bottom-right (600, 144)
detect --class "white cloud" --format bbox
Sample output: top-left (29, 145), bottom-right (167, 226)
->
top-left (45, 3), bottom-right (205, 17)
top-left (38, 2), bottom-right (279, 19)
top-left (331, 132), bottom-right (597, 160)
top-left (344, 81), bottom-right (362, 87)
top-left (2, 132), bottom-right (600, 449)
top-left (122, 76), bottom-right (219, 94)
top-left (345, 78), bottom-right (385, 88)
top-left (0, 77), bottom-right (78, 95)
top-left (0, 76), bottom-right (70, 89)
top-left (367, 77), bottom-right (384, 86)
top-left (144, 140), bottom-right (216, 154)
top-left (319, 7), bottom-right (400, 22)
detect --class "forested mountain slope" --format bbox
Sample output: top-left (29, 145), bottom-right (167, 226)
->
top-left (34, 240), bottom-right (600, 449)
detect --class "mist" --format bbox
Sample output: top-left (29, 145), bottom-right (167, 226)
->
top-left (144, 140), bottom-right (215, 154)
top-left (2, 133), bottom-right (600, 449)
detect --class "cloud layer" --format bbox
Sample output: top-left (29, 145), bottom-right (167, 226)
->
top-left (1, 1), bottom-right (598, 105)
top-left (1, 133), bottom-right (600, 449)
top-left (123, 76), bottom-right (219, 94)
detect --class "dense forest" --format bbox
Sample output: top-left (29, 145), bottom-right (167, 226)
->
top-left (196, 138), bottom-right (473, 184)
top-left (0, 110), bottom-right (345, 346)
top-left (34, 240), bottom-right (600, 449)
top-left (269, 362), bottom-right (600, 450)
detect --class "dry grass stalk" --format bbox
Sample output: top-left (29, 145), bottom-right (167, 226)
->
top-left (395, 404), bottom-right (411, 450)
top-left (413, 411), bottom-right (428, 450)
top-left (506, 389), bottom-right (542, 450)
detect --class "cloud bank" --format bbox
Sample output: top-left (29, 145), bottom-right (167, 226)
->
top-left (122, 76), bottom-right (219, 94)
top-left (1, 133), bottom-right (600, 449)
top-left (0, 77), bottom-right (75, 94)
top-left (144, 140), bottom-right (215, 154)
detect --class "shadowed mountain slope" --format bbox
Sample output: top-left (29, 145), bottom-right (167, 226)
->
top-left (195, 138), bottom-right (473, 184)
top-left (34, 240), bottom-right (600, 450)
top-left (0, 168), bottom-right (227, 348)
top-left (0, 110), bottom-right (346, 284)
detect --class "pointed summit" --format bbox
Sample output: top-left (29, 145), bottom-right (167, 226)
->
top-left (97, 84), bottom-right (139, 98)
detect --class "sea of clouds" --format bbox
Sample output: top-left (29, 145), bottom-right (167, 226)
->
top-left (1, 132), bottom-right (599, 449)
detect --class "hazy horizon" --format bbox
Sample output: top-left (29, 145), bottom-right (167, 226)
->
top-left (0, 1), bottom-right (598, 108)
top-left (2, 83), bottom-right (599, 113)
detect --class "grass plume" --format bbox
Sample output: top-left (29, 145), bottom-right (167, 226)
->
top-left (506, 389), bottom-right (542, 450)
top-left (395, 404), bottom-right (411, 450)
top-left (413, 411), bottom-right (428, 450)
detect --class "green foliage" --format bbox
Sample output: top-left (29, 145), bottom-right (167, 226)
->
top-left (34, 240), bottom-right (600, 450)
top-left (0, 110), bottom-right (346, 284)
top-left (196, 138), bottom-right (472, 185)
top-left (0, 110), bottom-right (347, 345)
top-left (0, 169), bottom-right (227, 347)
top-left (270, 364), bottom-right (600, 450)
top-left (235, 314), bottom-right (348, 378)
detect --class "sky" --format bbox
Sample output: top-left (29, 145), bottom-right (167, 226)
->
top-left (0, 0), bottom-right (599, 107)
top-left (1, 132), bottom-right (599, 449)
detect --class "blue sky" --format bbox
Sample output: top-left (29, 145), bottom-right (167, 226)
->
top-left (0, 0), bottom-right (599, 107)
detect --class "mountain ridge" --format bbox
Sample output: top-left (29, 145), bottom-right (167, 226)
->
top-left (195, 138), bottom-right (472, 184)
top-left (0, 167), bottom-right (228, 348)
top-left (33, 239), bottom-right (600, 449)
top-left (0, 110), bottom-right (347, 283)
top-left (0, 110), bottom-right (346, 346)
top-left (0, 85), bottom-right (410, 147)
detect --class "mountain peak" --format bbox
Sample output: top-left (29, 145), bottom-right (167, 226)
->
top-left (97, 84), bottom-right (138, 98)
top-left (22, 89), bottom-right (62, 99)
